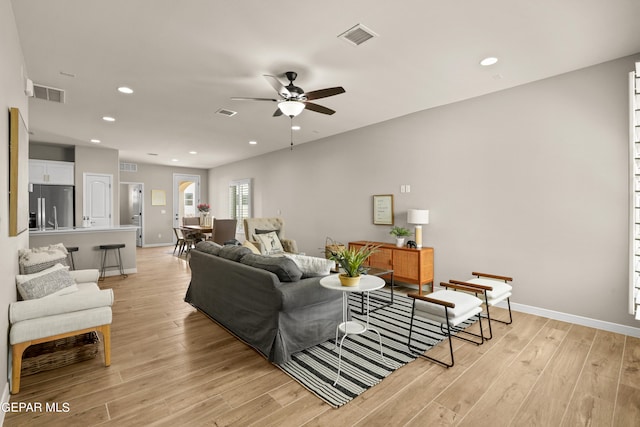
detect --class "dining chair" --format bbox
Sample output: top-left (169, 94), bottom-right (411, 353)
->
top-left (211, 219), bottom-right (237, 245)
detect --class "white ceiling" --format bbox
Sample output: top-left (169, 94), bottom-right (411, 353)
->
top-left (11, 0), bottom-right (640, 169)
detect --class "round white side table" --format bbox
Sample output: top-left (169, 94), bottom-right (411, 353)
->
top-left (320, 274), bottom-right (387, 385)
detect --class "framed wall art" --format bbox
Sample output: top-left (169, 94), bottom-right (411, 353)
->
top-left (373, 194), bottom-right (394, 225)
top-left (9, 107), bottom-right (29, 236)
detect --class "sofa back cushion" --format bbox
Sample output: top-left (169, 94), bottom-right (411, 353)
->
top-left (195, 241), bottom-right (223, 256)
top-left (217, 245), bottom-right (253, 262)
top-left (240, 254), bottom-right (303, 282)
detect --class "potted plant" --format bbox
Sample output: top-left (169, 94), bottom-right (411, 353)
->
top-left (327, 240), bottom-right (380, 287)
top-left (390, 226), bottom-right (412, 247)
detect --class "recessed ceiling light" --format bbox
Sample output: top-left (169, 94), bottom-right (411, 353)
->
top-left (102, 116), bottom-right (116, 122)
top-left (291, 125), bottom-right (301, 131)
top-left (90, 139), bottom-right (101, 144)
top-left (117, 86), bottom-right (134, 94)
top-left (189, 151), bottom-right (197, 154)
top-left (249, 140), bottom-right (257, 145)
top-left (171, 158), bottom-right (179, 162)
top-left (480, 57), bottom-right (498, 66)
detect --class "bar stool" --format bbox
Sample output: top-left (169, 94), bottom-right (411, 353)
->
top-left (99, 243), bottom-right (127, 280)
top-left (65, 246), bottom-right (78, 270)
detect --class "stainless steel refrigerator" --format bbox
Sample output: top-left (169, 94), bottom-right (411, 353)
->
top-left (29, 184), bottom-right (75, 230)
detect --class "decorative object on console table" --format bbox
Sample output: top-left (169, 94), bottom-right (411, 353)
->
top-left (389, 226), bottom-right (411, 248)
top-left (327, 239), bottom-right (380, 287)
top-left (349, 240), bottom-right (434, 295)
top-left (407, 209), bottom-right (429, 249)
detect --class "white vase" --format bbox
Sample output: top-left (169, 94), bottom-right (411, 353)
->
top-left (396, 237), bottom-right (405, 247)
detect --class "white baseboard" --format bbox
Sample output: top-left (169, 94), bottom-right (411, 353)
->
top-left (0, 381), bottom-right (10, 424)
top-left (506, 301), bottom-right (640, 338)
top-left (142, 243), bottom-right (173, 248)
top-left (402, 283), bottom-right (640, 338)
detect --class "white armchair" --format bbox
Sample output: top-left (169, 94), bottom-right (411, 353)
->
top-left (10, 268), bottom-right (113, 394)
top-left (243, 217), bottom-right (298, 254)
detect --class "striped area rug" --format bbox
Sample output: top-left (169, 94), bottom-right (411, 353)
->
top-left (277, 289), bottom-right (451, 407)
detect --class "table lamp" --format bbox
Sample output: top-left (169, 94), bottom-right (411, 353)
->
top-left (407, 209), bottom-right (429, 249)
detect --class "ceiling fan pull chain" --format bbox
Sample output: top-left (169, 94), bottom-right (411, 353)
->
top-left (290, 117), bottom-right (294, 150)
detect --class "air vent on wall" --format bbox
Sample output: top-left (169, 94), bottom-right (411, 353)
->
top-left (33, 84), bottom-right (66, 103)
top-left (120, 162), bottom-right (138, 172)
top-left (216, 108), bottom-right (237, 117)
top-left (338, 24), bottom-right (378, 46)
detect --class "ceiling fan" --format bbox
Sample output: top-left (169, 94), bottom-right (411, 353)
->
top-left (232, 71), bottom-right (345, 117)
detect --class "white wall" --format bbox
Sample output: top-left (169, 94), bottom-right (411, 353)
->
top-left (210, 53), bottom-right (640, 329)
top-left (0, 0), bottom-right (30, 407)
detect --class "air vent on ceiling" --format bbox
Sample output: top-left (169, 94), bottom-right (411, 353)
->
top-left (216, 108), bottom-right (237, 117)
top-left (120, 162), bottom-right (138, 172)
top-left (338, 24), bottom-right (378, 46)
top-left (33, 84), bottom-right (66, 103)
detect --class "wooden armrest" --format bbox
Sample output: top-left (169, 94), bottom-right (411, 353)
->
top-left (449, 279), bottom-right (493, 291)
top-left (440, 281), bottom-right (484, 295)
top-left (407, 292), bottom-right (455, 308)
top-left (472, 272), bottom-right (513, 282)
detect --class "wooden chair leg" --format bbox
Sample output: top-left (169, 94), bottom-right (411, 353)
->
top-left (11, 341), bottom-right (31, 394)
top-left (97, 324), bottom-right (111, 366)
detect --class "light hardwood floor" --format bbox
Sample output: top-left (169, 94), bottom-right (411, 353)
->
top-left (5, 246), bottom-right (640, 426)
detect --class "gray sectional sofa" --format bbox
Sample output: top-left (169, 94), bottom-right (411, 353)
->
top-left (184, 242), bottom-right (343, 364)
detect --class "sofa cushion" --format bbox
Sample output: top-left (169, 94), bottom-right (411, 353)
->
top-left (284, 254), bottom-right (335, 278)
top-left (240, 254), bottom-right (303, 282)
top-left (217, 245), bottom-right (252, 262)
top-left (18, 243), bottom-right (69, 274)
top-left (15, 264), bottom-right (78, 300)
top-left (195, 241), bottom-right (223, 256)
top-left (253, 231), bottom-right (285, 255)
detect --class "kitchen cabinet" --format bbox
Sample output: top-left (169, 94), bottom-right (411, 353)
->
top-left (29, 160), bottom-right (75, 185)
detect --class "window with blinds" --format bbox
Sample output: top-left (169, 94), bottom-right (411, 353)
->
top-left (228, 178), bottom-right (252, 232)
top-left (630, 62), bottom-right (640, 320)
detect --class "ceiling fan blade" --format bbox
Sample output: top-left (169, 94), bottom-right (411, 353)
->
top-left (304, 102), bottom-right (335, 115)
top-left (231, 97), bottom-right (278, 102)
top-left (272, 108), bottom-right (283, 117)
top-left (304, 86), bottom-right (345, 101)
top-left (263, 75), bottom-right (290, 98)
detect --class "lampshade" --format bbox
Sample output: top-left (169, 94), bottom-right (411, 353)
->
top-left (278, 101), bottom-right (305, 117)
top-left (407, 209), bottom-right (429, 225)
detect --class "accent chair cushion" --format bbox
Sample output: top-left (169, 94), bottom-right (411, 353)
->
top-left (255, 228), bottom-right (281, 238)
top-left (240, 254), bottom-right (303, 282)
top-left (253, 231), bottom-right (285, 255)
top-left (18, 243), bottom-right (69, 274)
top-left (414, 290), bottom-right (482, 327)
top-left (466, 278), bottom-right (513, 305)
top-left (15, 263), bottom-right (78, 300)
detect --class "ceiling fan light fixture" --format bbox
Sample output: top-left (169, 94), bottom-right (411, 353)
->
top-left (278, 101), bottom-right (305, 117)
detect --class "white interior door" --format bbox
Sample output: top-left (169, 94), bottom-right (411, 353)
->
top-left (173, 173), bottom-right (201, 230)
top-left (84, 173), bottom-right (112, 228)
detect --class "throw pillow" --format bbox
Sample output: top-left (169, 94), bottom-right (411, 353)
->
top-left (255, 228), bottom-right (281, 238)
top-left (284, 254), bottom-right (336, 278)
top-left (240, 254), bottom-right (303, 282)
top-left (18, 243), bottom-right (69, 274)
top-left (15, 263), bottom-right (78, 300)
top-left (253, 231), bottom-right (285, 255)
top-left (242, 240), bottom-right (261, 254)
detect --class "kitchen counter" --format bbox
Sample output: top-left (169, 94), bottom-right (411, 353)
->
top-left (29, 225), bottom-right (138, 235)
top-left (30, 226), bottom-right (138, 275)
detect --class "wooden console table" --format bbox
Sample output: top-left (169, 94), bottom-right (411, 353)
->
top-left (349, 241), bottom-right (434, 295)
